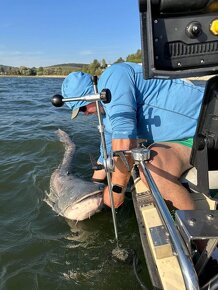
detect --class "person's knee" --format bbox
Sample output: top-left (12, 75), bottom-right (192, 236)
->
top-left (148, 146), bottom-right (166, 168)
top-left (146, 150), bottom-right (166, 181)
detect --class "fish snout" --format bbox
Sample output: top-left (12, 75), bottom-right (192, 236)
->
top-left (63, 193), bottom-right (103, 221)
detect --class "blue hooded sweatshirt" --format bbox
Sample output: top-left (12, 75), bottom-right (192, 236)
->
top-left (97, 62), bottom-right (204, 163)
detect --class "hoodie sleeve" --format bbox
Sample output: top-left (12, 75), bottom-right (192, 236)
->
top-left (98, 63), bottom-right (138, 139)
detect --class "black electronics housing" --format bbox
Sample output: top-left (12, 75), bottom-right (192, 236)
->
top-left (139, 0), bottom-right (218, 79)
top-left (138, 0), bottom-right (218, 195)
top-left (190, 76), bottom-right (218, 194)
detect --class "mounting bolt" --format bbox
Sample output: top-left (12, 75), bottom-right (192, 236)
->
top-left (207, 214), bottom-right (214, 221)
top-left (188, 218), bottom-right (196, 226)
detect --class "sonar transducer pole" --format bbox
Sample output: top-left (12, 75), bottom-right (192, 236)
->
top-left (92, 75), bottom-right (119, 245)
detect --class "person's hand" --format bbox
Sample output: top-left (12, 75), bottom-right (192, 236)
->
top-left (103, 186), bottom-right (125, 208)
top-left (92, 166), bottom-right (106, 181)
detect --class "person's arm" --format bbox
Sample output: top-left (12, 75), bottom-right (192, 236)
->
top-left (103, 138), bottom-right (137, 208)
top-left (92, 128), bottom-right (111, 183)
top-left (92, 167), bottom-right (106, 183)
top-left (97, 64), bottom-right (138, 207)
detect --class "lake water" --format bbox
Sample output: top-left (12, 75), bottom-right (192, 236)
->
top-left (0, 77), bottom-right (149, 290)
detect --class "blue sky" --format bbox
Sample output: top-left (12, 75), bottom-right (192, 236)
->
top-left (0, 0), bottom-right (141, 67)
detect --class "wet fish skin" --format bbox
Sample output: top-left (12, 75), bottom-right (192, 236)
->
top-left (45, 129), bottom-right (103, 221)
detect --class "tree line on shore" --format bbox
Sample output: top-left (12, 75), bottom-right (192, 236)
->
top-left (0, 50), bottom-right (142, 77)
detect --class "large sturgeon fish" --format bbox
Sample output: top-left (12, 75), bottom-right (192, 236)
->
top-left (45, 129), bottom-right (103, 221)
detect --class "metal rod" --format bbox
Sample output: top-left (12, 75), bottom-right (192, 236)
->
top-left (139, 160), bottom-right (199, 290)
top-left (62, 94), bottom-right (101, 103)
top-left (92, 79), bottom-right (119, 244)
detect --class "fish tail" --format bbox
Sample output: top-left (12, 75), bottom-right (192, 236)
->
top-left (56, 129), bottom-right (75, 148)
top-left (55, 129), bottom-right (76, 172)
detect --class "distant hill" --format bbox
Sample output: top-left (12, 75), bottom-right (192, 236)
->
top-left (0, 63), bottom-right (88, 76)
top-left (0, 64), bottom-right (17, 69)
top-left (46, 63), bottom-right (88, 69)
top-left (0, 63), bottom-right (87, 69)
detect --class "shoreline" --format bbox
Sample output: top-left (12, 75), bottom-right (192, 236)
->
top-left (0, 74), bottom-right (215, 80)
top-left (0, 75), bottom-right (65, 78)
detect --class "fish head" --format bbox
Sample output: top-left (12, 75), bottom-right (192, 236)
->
top-left (63, 192), bottom-right (103, 221)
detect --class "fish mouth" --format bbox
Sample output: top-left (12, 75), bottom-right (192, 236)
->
top-left (61, 190), bottom-right (103, 221)
top-left (44, 189), bottom-right (103, 220)
top-left (72, 190), bottom-right (103, 204)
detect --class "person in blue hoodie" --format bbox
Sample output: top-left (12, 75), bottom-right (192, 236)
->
top-left (61, 62), bottom-right (204, 210)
